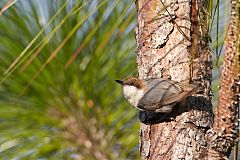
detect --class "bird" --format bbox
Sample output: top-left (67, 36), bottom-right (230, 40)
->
top-left (115, 77), bottom-right (200, 113)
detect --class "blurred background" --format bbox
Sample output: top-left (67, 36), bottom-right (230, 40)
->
top-left (0, 0), bottom-right (237, 159)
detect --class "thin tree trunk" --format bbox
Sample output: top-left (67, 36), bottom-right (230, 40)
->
top-left (135, 0), bottom-right (213, 159)
top-left (207, 0), bottom-right (240, 159)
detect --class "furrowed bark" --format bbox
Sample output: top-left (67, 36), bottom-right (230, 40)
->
top-left (207, 0), bottom-right (240, 159)
top-left (135, 0), bottom-right (213, 159)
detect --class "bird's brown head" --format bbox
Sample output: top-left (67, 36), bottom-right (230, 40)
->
top-left (115, 77), bottom-right (145, 89)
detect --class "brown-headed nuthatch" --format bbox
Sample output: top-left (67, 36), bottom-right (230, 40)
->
top-left (116, 77), bottom-right (200, 113)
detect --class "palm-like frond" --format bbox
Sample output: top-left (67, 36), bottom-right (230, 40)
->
top-left (208, 0), bottom-right (230, 107)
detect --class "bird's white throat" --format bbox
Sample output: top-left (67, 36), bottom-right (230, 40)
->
top-left (122, 85), bottom-right (144, 107)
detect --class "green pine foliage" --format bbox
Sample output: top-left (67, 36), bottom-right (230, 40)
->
top-left (0, 0), bottom-right (139, 159)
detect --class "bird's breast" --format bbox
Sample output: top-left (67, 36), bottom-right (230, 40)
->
top-left (123, 86), bottom-right (144, 107)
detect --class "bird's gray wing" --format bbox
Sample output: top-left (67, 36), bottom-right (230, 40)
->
top-left (137, 78), bottom-right (184, 111)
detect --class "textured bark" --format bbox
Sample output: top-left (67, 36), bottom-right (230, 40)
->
top-left (135, 0), bottom-right (213, 159)
top-left (207, 0), bottom-right (240, 159)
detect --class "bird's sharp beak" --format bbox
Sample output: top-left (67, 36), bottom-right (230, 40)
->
top-left (115, 80), bottom-right (124, 85)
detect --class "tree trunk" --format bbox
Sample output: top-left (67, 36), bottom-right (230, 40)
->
top-left (135, 0), bottom-right (240, 159)
top-left (135, 0), bottom-right (213, 159)
top-left (207, 0), bottom-right (240, 159)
